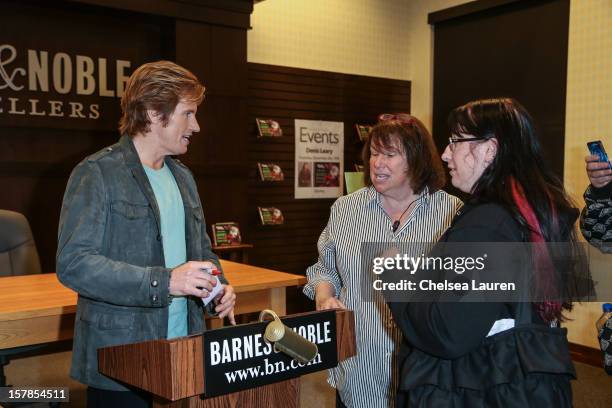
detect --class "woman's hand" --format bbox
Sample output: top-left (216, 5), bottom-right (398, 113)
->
top-left (586, 154), bottom-right (612, 188)
top-left (315, 281), bottom-right (346, 310)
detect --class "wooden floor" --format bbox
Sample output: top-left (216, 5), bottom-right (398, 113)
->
top-left (1, 342), bottom-right (336, 408)
top-left (2, 346), bottom-right (610, 407)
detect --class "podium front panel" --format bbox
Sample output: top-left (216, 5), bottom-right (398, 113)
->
top-left (202, 310), bottom-right (338, 397)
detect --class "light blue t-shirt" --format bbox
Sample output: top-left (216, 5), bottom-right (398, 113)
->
top-left (143, 164), bottom-right (188, 339)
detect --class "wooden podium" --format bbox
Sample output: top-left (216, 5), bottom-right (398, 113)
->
top-left (98, 310), bottom-right (355, 407)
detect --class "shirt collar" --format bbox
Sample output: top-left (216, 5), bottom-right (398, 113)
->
top-left (366, 184), bottom-right (433, 209)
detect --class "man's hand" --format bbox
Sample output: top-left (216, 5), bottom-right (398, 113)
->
top-left (586, 155), bottom-right (612, 188)
top-left (214, 284), bottom-right (237, 325)
top-left (170, 261), bottom-right (217, 298)
top-left (315, 281), bottom-right (346, 311)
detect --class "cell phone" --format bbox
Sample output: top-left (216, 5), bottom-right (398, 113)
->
top-left (587, 140), bottom-right (612, 169)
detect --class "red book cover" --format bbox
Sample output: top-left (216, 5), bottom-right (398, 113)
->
top-left (256, 118), bottom-right (283, 137)
top-left (258, 207), bottom-right (284, 225)
top-left (257, 163), bottom-right (284, 181)
top-left (211, 222), bottom-right (242, 246)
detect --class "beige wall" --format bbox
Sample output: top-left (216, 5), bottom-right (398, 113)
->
top-left (248, 0), bottom-right (472, 126)
top-left (248, 0), bottom-right (412, 81)
top-left (249, 0), bottom-right (611, 347)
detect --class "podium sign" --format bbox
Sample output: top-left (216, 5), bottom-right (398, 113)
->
top-left (98, 310), bottom-right (355, 406)
top-left (202, 311), bottom-right (338, 397)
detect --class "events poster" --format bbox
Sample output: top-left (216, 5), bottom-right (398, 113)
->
top-left (295, 119), bottom-right (344, 199)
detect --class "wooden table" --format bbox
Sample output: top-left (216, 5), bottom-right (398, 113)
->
top-left (0, 260), bottom-right (306, 349)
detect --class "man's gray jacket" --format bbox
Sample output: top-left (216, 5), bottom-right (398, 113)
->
top-left (57, 135), bottom-right (224, 390)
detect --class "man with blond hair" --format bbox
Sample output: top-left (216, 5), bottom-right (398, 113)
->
top-left (57, 61), bottom-right (235, 407)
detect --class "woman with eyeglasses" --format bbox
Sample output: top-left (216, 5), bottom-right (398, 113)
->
top-left (303, 114), bottom-right (461, 407)
top-left (385, 98), bottom-right (584, 407)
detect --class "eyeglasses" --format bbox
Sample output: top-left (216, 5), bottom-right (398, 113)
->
top-left (378, 113), bottom-right (415, 125)
top-left (447, 136), bottom-right (488, 150)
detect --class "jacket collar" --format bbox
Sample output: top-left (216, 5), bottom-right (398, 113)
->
top-left (119, 135), bottom-right (162, 232)
top-left (119, 134), bottom-right (185, 176)
top-left (165, 158), bottom-right (195, 208)
top-left (119, 135), bottom-right (197, 229)
top-left (119, 134), bottom-right (143, 169)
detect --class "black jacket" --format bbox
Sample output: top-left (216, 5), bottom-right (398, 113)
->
top-left (580, 182), bottom-right (612, 253)
top-left (386, 202), bottom-right (575, 408)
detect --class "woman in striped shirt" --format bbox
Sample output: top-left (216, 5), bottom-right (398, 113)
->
top-left (304, 114), bottom-right (461, 407)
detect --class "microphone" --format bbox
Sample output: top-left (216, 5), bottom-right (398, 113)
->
top-left (259, 309), bottom-right (318, 364)
top-left (392, 220), bottom-right (400, 232)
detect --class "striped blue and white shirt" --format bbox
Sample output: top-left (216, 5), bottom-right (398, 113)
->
top-left (304, 186), bottom-right (462, 407)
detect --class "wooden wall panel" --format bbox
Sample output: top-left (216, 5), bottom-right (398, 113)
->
top-left (175, 20), bottom-right (250, 235)
top-left (0, 0), bottom-right (250, 272)
top-left (0, 1), bottom-right (171, 272)
top-left (431, 0), bottom-right (569, 181)
top-left (246, 63), bottom-right (410, 313)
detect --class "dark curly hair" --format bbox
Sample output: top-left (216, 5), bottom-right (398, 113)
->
top-left (362, 115), bottom-right (446, 194)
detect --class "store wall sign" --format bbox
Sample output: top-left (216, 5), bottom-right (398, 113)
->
top-left (294, 119), bottom-right (344, 199)
top-left (0, 44), bottom-right (131, 120)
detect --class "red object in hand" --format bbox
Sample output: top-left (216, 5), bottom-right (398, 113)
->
top-left (210, 268), bottom-right (221, 276)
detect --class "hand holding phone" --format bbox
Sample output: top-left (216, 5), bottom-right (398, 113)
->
top-left (587, 140), bottom-right (611, 167)
top-left (586, 140), bottom-right (612, 188)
